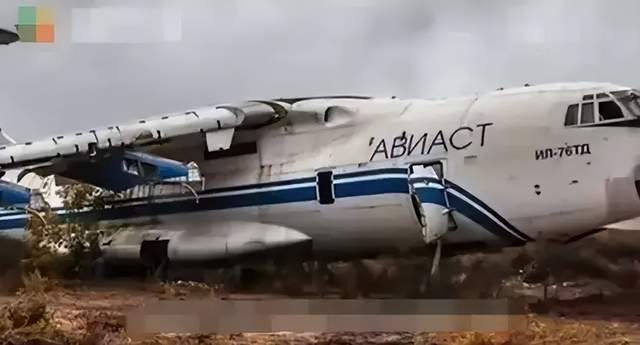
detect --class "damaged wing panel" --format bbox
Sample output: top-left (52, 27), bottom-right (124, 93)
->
top-left (0, 100), bottom-right (294, 191)
top-left (0, 100), bottom-right (291, 170)
top-left (0, 106), bottom-right (241, 168)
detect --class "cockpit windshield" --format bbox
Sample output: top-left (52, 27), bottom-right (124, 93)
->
top-left (611, 90), bottom-right (640, 117)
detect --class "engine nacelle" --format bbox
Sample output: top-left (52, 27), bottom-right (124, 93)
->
top-left (100, 221), bottom-right (312, 265)
top-left (60, 149), bottom-right (190, 192)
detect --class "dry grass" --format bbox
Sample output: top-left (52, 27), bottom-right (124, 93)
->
top-left (21, 270), bottom-right (58, 295)
top-left (0, 290), bottom-right (70, 345)
top-left (513, 317), bottom-right (631, 345)
top-left (415, 317), bottom-right (632, 345)
top-left (157, 280), bottom-right (219, 299)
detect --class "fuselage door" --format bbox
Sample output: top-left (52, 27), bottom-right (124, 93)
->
top-left (409, 161), bottom-right (456, 244)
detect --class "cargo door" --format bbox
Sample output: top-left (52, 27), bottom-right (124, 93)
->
top-left (409, 161), bottom-right (456, 243)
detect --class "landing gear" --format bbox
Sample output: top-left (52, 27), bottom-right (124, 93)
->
top-left (431, 240), bottom-right (442, 279)
top-left (420, 240), bottom-right (443, 297)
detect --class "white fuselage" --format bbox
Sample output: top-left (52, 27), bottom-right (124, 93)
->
top-left (93, 83), bottom-right (640, 262)
top-left (6, 82), bottom-right (640, 263)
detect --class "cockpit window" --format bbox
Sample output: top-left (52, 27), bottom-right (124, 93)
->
top-left (598, 100), bottom-right (624, 120)
top-left (565, 90), bottom-right (639, 127)
top-left (612, 90), bottom-right (640, 117)
top-left (611, 90), bottom-right (627, 98)
top-left (581, 103), bottom-right (595, 124)
top-left (564, 104), bottom-right (578, 125)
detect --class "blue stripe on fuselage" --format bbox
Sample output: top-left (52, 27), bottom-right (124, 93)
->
top-left (0, 217), bottom-right (27, 229)
top-left (98, 186), bottom-right (318, 220)
top-left (334, 168), bottom-right (408, 180)
top-left (444, 180), bottom-right (532, 241)
top-left (334, 178), bottom-right (409, 198)
top-left (409, 176), bottom-right (530, 243)
top-left (0, 167), bottom-right (528, 244)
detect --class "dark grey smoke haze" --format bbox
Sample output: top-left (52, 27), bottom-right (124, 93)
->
top-left (0, 0), bottom-right (638, 140)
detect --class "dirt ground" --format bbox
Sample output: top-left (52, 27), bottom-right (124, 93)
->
top-left (1, 271), bottom-right (639, 344)
top-left (0, 283), bottom-right (637, 345)
top-left (3, 229), bottom-right (640, 344)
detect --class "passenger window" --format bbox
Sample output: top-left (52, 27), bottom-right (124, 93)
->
top-left (598, 100), bottom-right (624, 121)
top-left (582, 94), bottom-right (594, 100)
top-left (581, 103), bottom-right (594, 124)
top-left (564, 104), bottom-right (579, 126)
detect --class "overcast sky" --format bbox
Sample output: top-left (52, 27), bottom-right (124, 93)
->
top-left (0, 0), bottom-right (639, 140)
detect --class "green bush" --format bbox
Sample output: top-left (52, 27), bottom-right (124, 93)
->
top-left (22, 184), bottom-right (110, 280)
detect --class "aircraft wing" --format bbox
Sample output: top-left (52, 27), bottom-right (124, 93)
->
top-left (0, 101), bottom-right (288, 168)
top-left (0, 100), bottom-right (289, 191)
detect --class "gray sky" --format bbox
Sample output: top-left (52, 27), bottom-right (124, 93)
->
top-left (0, 0), bottom-right (639, 140)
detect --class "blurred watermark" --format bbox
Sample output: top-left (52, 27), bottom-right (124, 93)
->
top-left (126, 299), bottom-right (526, 338)
top-left (71, 6), bottom-right (182, 43)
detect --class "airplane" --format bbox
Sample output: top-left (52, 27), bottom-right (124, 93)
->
top-left (1, 81), bottom-right (640, 293)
